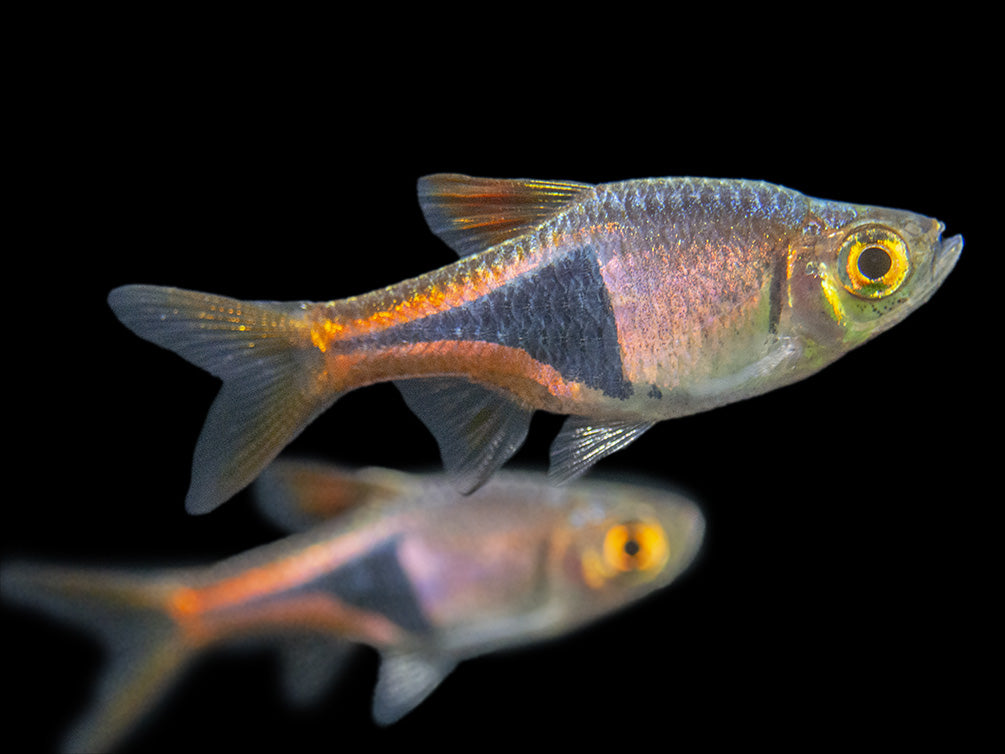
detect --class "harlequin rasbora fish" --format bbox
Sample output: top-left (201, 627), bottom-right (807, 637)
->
top-left (1, 462), bottom-right (704, 752)
top-left (108, 174), bottom-right (962, 514)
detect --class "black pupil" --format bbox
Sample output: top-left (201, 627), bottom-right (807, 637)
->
top-left (624, 539), bottom-right (640, 557)
top-left (858, 246), bottom-right (892, 280)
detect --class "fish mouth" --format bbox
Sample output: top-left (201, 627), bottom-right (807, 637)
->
top-left (864, 225), bottom-right (961, 337)
top-left (932, 228), bottom-right (964, 285)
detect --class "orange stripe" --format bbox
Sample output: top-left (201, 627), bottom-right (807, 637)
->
top-left (309, 243), bottom-right (551, 351)
top-left (170, 590), bottom-right (406, 647)
top-left (171, 531), bottom-right (381, 618)
top-left (309, 222), bottom-right (629, 358)
top-left (327, 340), bottom-right (585, 408)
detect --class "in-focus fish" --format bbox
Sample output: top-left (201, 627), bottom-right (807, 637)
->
top-left (1, 462), bottom-right (704, 752)
top-left (108, 174), bottom-right (963, 513)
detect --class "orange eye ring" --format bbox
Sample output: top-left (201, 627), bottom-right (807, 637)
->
top-left (602, 520), bottom-right (669, 573)
top-left (838, 226), bottom-right (910, 299)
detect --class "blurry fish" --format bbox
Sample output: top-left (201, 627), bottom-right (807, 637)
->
top-left (1, 462), bottom-right (704, 752)
top-left (108, 174), bottom-right (963, 513)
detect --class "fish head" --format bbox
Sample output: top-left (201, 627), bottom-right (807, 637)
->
top-left (557, 480), bottom-right (705, 617)
top-left (789, 201), bottom-right (962, 354)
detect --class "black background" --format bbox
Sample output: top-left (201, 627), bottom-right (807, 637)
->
top-left (5, 16), bottom-right (991, 753)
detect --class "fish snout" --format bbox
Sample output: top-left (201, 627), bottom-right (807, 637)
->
top-left (932, 230), bottom-right (964, 283)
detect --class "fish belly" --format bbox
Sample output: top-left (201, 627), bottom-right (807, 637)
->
top-left (591, 178), bottom-right (809, 416)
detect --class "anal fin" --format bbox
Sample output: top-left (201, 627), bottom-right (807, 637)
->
top-left (279, 636), bottom-right (358, 707)
top-left (395, 379), bottom-right (532, 494)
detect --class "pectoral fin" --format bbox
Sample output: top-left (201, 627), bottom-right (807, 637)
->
top-left (686, 336), bottom-right (802, 399)
top-left (373, 650), bottom-right (456, 725)
top-left (549, 416), bottom-right (655, 484)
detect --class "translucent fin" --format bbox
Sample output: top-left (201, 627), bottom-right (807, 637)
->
top-left (373, 649), bottom-right (455, 726)
top-left (279, 636), bottom-right (358, 706)
top-left (417, 173), bottom-right (595, 257)
top-left (108, 285), bottom-right (339, 514)
top-left (549, 416), bottom-right (655, 484)
top-left (1, 562), bottom-right (193, 753)
top-left (253, 460), bottom-right (410, 532)
top-left (395, 378), bottom-right (532, 494)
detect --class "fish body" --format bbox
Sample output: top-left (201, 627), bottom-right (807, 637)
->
top-left (1, 463), bottom-right (704, 751)
top-left (108, 174), bottom-right (962, 512)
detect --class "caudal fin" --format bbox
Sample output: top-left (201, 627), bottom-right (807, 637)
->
top-left (108, 285), bottom-right (340, 514)
top-left (1, 561), bottom-right (195, 753)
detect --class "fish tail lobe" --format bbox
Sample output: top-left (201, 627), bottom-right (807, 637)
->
top-left (1, 561), bottom-right (199, 753)
top-left (108, 284), bottom-right (341, 514)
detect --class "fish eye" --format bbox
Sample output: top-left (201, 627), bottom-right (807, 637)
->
top-left (838, 226), bottom-right (910, 299)
top-left (602, 520), bottom-right (668, 574)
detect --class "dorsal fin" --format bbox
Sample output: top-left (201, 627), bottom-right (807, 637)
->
top-left (417, 173), bottom-right (595, 257)
top-left (253, 460), bottom-right (411, 532)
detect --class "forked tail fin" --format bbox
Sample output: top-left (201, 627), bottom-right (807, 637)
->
top-left (1, 561), bottom-right (196, 753)
top-left (108, 285), bottom-right (341, 514)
